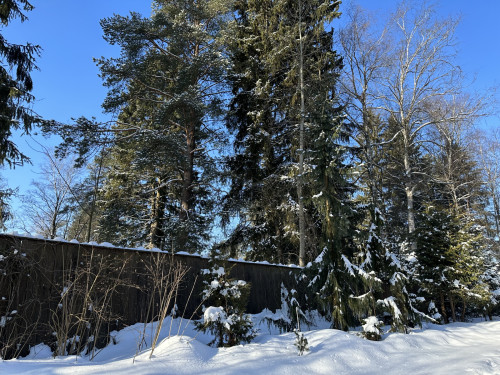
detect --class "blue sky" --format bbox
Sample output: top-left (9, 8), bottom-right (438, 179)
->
top-left (1, 0), bottom-right (499, 230)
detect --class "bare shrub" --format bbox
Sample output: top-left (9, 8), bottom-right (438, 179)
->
top-left (49, 246), bottom-right (133, 359)
top-left (133, 252), bottom-right (189, 360)
top-left (0, 240), bottom-right (42, 360)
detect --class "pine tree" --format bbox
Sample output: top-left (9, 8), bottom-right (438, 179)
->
top-left (53, 0), bottom-right (230, 251)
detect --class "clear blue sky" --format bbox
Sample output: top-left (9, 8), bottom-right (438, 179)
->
top-left (1, 0), bottom-right (499, 231)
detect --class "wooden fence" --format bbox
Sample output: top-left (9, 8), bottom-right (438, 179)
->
top-left (0, 234), bottom-right (299, 358)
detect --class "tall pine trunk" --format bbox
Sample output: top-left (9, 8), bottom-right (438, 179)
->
top-left (150, 180), bottom-right (167, 249)
top-left (178, 120), bottom-right (196, 250)
top-left (449, 292), bottom-right (457, 322)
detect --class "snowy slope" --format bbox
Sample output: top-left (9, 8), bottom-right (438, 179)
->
top-left (2, 317), bottom-right (500, 374)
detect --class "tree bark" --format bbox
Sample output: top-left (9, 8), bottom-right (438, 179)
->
top-left (149, 180), bottom-right (167, 249)
top-left (297, 2), bottom-right (306, 267)
top-left (178, 120), bottom-right (196, 250)
top-left (449, 292), bottom-right (457, 322)
top-left (440, 292), bottom-right (449, 324)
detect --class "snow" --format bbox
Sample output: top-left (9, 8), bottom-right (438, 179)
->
top-left (99, 242), bottom-right (115, 248)
top-left (362, 316), bottom-right (382, 333)
top-left (0, 232), bottom-right (301, 268)
top-left (203, 306), bottom-right (226, 323)
top-left (312, 191), bottom-right (323, 199)
top-left (2, 316), bottom-right (500, 374)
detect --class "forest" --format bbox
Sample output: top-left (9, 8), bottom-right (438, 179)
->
top-left (1, 0), bottom-right (499, 334)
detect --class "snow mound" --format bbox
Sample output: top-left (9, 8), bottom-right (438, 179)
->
top-left (1, 317), bottom-right (500, 374)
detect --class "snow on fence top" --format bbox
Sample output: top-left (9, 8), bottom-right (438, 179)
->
top-left (0, 231), bottom-right (301, 269)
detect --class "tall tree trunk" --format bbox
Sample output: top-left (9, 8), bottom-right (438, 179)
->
top-left (440, 292), bottom-right (449, 324)
top-left (178, 121), bottom-right (196, 250)
top-left (297, 2), bottom-right (306, 267)
top-left (403, 143), bottom-right (417, 251)
top-left (87, 155), bottom-right (104, 242)
top-left (449, 292), bottom-right (457, 322)
top-left (50, 211), bottom-right (58, 239)
top-left (492, 191), bottom-right (500, 237)
top-left (461, 298), bottom-right (466, 322)
top-left (150, 180), bottom-right (167, 249)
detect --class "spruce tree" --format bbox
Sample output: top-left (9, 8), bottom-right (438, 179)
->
top-left (195, 249), bottom-right (256, 347)
top-left (223, 0), bottom-right (346, 265)
top-left (0, 0), bottom-right (42, 166)
top-left (415, 203), bottom-right (456, 323)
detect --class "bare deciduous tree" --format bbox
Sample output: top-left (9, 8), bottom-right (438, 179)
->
top-left (21, 151), bottom-right (79, 239)
top-left (340, 1), bottom-right (486, 250)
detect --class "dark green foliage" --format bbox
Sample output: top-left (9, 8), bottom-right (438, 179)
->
top-left (195, 249), bottom-right (256, 347)
top-left (415, 204), bottom-right (456, 322)
top-left (0, 178), bottom-right (14, 229)
top-left (0, 0), bottom-right (42, 166)
top-left (222, 0), bottom-right (346, 264)
top-left (414, 202), bottom-right (491, 322)
top-left (360, 207), bottom-right (416, 332)
top-left (47, 0), bottom-right (230, 251)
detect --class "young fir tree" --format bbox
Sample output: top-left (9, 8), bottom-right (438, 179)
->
top-left (480, 238), bottom-right (500, 319)
top-left (358, 207), bottom-right (417, 332)
top-left (446, 215), bottom-right (489, 321)
top-left (195, 249), bottom-right (256, 347)
top-left (415, 203), bottom-right (457, 323)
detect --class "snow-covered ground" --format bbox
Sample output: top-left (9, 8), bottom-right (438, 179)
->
top-left (2, 316), bottom-right (500, 375)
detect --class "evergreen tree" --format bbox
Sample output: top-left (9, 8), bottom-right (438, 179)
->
top-left (0, 0), bottom-right (41, 166)
top-left (415, 203), bottom-right (456, 323)
top-left (195, 249), bottom-right (256, 347)
top-left (447, 215), bottom-right (488, 321)
top-left (222, 0), bottom-right (297, 262)
top-left (223, 0), bottom-right (345, 265)
top-left (96, 0), bottom-right (229, 251)
top-left (52, 0), bottom-right (230, 251)
top-left (0, 176), bottom-right (14, 229)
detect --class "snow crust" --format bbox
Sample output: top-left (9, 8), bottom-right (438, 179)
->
top-left (2, 315), bottom-right (500, 374)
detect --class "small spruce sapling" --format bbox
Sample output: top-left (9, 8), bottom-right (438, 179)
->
top-left (293, 307), bottom-right (309, 355)
top-left (361, 316), bottom-right (383, 341)
top-left (195, 249), bottom-right (256, 347)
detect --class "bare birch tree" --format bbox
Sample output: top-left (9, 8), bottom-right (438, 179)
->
top-left (340, 1), bottom-right (485, 250)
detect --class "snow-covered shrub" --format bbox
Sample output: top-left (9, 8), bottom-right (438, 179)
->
top-left (195, 250), bottom-right (256, 347)
top-left (360, 316), bottom-right (383, 341)
top-left (200, 306), bottom-right (255, 347)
